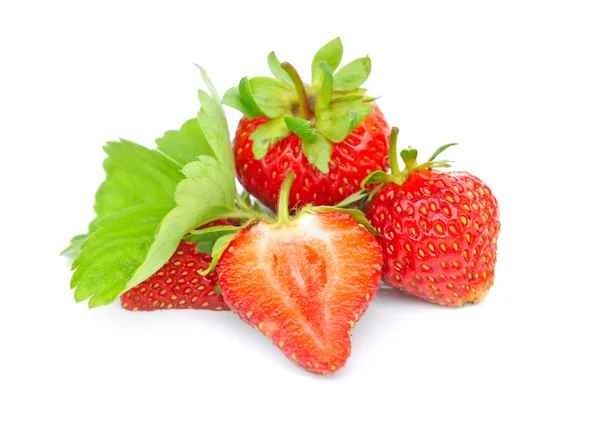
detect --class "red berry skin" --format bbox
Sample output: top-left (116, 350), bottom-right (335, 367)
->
top-left (365, 171), bottom-right (500, 306)
top-left (120, 220), bottom-right (238, 312)
top-left (234, 105), bottom-right (390, 210)
top-left (120, 241), bottom-right (229, 312)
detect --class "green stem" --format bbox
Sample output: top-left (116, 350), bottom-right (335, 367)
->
top-left (235, 193), bottom-right (254, 214)
top-left (389, 127), bottom-right (401, 175)
top-left (281, 62), bottom-right (312, 120)
top-left (276, 171), bottom-right (296, 225)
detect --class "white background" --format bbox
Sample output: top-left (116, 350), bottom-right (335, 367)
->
top-left (1, 1), bottom-right (599, 433)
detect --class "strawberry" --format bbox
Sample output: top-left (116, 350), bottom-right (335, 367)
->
top-left (120, 219), bottom-right (238, 312)
top-left (120, 241), bottom-right (228, 311)
top-left (363, 128), bottom-right (500, 306)
top-left (217, 173), bottom-right (383, 374)
top-left (223, 37), bottom-right (390, 210)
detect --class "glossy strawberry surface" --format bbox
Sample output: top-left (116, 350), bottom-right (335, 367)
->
top-left (217, 212), bottom-right (383, 374)
top-left (120, 240), bottom-right (229, 312)
top-left (365, 171), bottom-right (500, 306)
top-left (234, 105), bottom-right (390, 210)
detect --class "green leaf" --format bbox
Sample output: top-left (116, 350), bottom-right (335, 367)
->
top-left (318, 98), bottom-right (374, 143)
top-left (284, 117), bottom-right (317, 144)
top-left (334, 189), bottom-right (371, 208)
top-left (428, 143), bottom-right (458, 162)
top-left (95, 139), bottom-right (183, 217)
top-left (268, 51), bottom-right (293, 85)
top-left (199, 67), bottom-right (222, 108)
top-left (199, 233), bottom-right (238, 276)
top-left (222, 87), bottom-right (261, 118)
top-left (312, 37), bottom-right (343, 84)
top-left (238, 77), bottom-right (266, 118)
top-left (400, 148), bottom-right (419, 166)
top-left (334, 57), bottom-right (371, 91)
top-left (61, 234), bottom-right (88, 259)
top-left (197, 84), bottom-right (235, 176)
top-left (314, 61), bottom-right (334, 115)
top-left (71, 202), bottom-right (174, 307)
top-left (126, 157), bottom-right (236, 290)
top-left (249, 76), bottom-right (292, 118)
top-left (156, 118), bottom-right (213, 166)
top-left (214, 283), bottom-right (222, 295)
top-left (250, 117), bottom-right (290, 159)
top-left (310, 206), bottom-right (379, 236)
top-left (362, 95), bottom-right (379, 103)
top-left (70, 72), bottom-right (239, 307)
top-left (360, 170), bottom-right (391, 188)
top-left (330, 94), bottom-right (364, 103)
top-left (186, 225), bottom-right (240, 244)
top-left (318, 111), bottom-right (359, 143)
top-left (302, 134), bottom-right (332, 174)
top-left (187, 224), bottom-right (241, 255)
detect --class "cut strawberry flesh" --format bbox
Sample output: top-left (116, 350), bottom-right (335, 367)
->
top-left (218, 212), bottom-right (383, 374)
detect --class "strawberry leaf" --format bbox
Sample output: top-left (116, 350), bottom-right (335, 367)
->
top-left (311, 37), bottom-right (343, 84)
top-left (95, 139), bottom-right (183, 217)
top-left (427, 143), bottom-right (458, 162)
top-left (314, 61), bottom-right (334, 116)
top-left (334, 189), bottom-right (371, 208)
top-left (360, 170), bottom-right (392, 188)
top-left (268, 51), bottom-right (293, 85)
top-left (197, 75), bottom-right (235, 175)
top-left (186, 225), bottom-right (240, 244)
top-left (156, 118), bottom-right (213, 167)
top-left (71, 202), bottom-right (174, 307)
top-left (302, 134), bottom-right (332, 174)
top-left (319, 111), bottom-right (358, 143)
top-left (250, 117), bottom-right (291, 159)
top-left (284, 117), bottom-right (317, 144)
top-left (126, 156), bottom-right (236, 290)
top-left (61, 234), bottom-right (88, 260)
top-left (222, 86), bottom-right (261, 118)
top-left (69, 71), bottom-right (239, 307)
top-left (237, 77), bottom-right (266, 118)
top-left (334, 57), bottom-right (371, 91)
top-left (248, 77), bottom-right (292, 118)
top-left (199, 233), bottom-right (238, 276)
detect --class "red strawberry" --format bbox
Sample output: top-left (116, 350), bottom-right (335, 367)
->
top-left (217, 173), bottom-right (383, 374)
top-left (120, 219), bottom-right (238, 312)
top-left (363, 128), bottom-right (500, 306)
top-left (223, 37), bottom-right (390, 210)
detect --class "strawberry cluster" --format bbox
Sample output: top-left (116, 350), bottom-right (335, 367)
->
top-left (64, 38), bottom-right (500, 375)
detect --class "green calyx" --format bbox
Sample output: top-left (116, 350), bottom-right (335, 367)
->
top-left (360, 127), bottom-right (458, 197)
top-left (222, 37), bottom-right (375, 174)
top-left (271, 171), bottom-right (378, 235)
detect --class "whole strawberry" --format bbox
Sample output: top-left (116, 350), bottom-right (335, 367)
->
top-left (120, 219), bottom-right (238, 312)
top-left (223, 37), bottom-right (390, 210)
top-left (121, 241), bottom-right (228, 311)
top-left (363, 128), bottom-right (500, 306)
top-left (217, 173), bottom-right (383, 374)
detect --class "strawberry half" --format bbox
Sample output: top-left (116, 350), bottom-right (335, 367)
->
top-left (217, 173), bottom-right (383, 374)
top-left (223, 37), bottom-right (390, 210)
top-left (120, 219), bottom-right (238, 312)
top-left (363, 128), bottom-right (500, 306)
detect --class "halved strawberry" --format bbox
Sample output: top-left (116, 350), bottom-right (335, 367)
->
top-left (217, 173), bottom-right (383, 374)
top-left (223, 37), bottom-right (390, 210)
